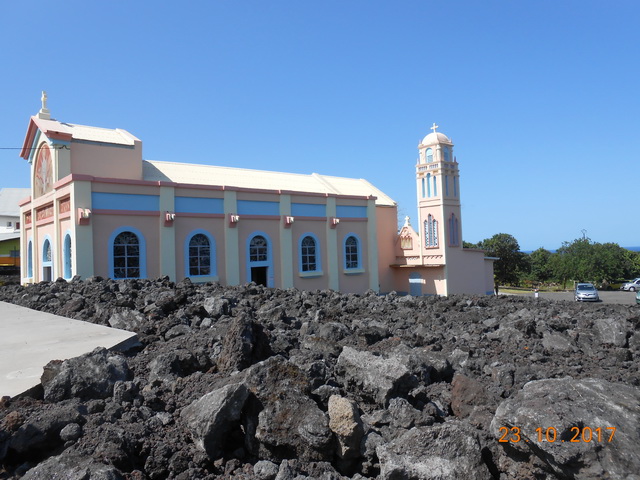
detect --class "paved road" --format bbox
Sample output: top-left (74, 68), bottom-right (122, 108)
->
top-left (0, 301), bottom-right (137, 398)
top-left (504, 290), bottom-right (638, 305)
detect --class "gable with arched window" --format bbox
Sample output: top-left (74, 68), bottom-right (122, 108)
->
top-left (109, 227), bottom-right (147, 279)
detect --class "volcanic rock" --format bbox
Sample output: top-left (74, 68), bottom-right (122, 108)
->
top-left (491, 376), bottom-right (640, 479)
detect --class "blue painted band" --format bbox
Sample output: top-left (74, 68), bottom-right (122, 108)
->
top-left (175, 196), bottom-right (224, 214)
top-left (237, 200), bottom-right (280, 216)
top-left (291, 203), bottom-right (326, 217)
top-left (92, 192), bottom-right (159, 211)
top-left (336, 205), bottom-right (367, 218)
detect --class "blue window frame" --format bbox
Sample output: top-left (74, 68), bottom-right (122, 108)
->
top-left (109, 227), bottom-right (147, 279)
top-left (344, 234), bottom-right (361, 270)
top-left (246, 231), bottom-right (274, 287)
top-left (42, 236), bottom-right (53, 280)
top-left (186, 231), bottom-right (214, 277)
top-left (250, 235), bottom-right (268, 262)
top-left (63, 232), bottom-right (72, 279)
top-left (299, 233), bottom-right (321, 273)
top-left (27, 239), bottom-right (33, 278)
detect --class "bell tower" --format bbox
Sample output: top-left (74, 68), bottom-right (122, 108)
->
top-left (415, 123), bottom-right (463, 256)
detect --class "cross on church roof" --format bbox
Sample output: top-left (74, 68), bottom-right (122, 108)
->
top-left (430, 122), bottom-right (439, 134)
top-left (38, 90), bottom-right (51, 120)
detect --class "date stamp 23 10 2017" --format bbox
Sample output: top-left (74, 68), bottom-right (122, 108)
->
top-left (498, 426), bottom-right (616, 444)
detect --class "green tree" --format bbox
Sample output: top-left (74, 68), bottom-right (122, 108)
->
top-left (529, 247), bottom-right (554, 283)
top-left (622, 249), bottom-right (640, 279)
top-left (479, 233), bottom-right (528, 286)
top-left (553, 238), bottom-right (633, 287)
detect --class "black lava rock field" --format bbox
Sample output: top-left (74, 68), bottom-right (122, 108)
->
top-left (0, 277), bottom-right (639, 479)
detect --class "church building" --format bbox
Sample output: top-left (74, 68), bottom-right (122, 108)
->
top-left (18, 93), bottom-right (494, 296)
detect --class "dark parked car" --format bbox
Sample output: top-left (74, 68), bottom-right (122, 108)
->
top-left (575, 283), bottom-right (599, 302)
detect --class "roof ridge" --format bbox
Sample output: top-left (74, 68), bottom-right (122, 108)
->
top-left (311, 173), bottom-right (341, 194)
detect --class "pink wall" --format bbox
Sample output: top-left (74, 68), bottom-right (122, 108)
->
top-left (174, 217), bottom-right (226, 282)
top-left (237, 219), bottom-right (281, 285)
top-left (336, 220), bottom-right (369, 293)
top-left (291, 219), bottom-right (328, 291)
top-left (445, 248), bottom-right (491, 295)
top-left (71, 142), bottom-right (142, 180)
top-left (92, 214), bottom-right (160, 278)
top-left (376, 205), bottom-right (399, 293)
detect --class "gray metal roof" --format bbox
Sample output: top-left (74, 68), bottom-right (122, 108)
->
top-left (0, 188), bottom-right (30, 216)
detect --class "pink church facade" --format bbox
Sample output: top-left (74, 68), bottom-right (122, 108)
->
top-left (18, 95), bottom-right (494, 296)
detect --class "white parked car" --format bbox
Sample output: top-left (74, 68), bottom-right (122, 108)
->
top-left (621, 278), bottom-right (640, 291)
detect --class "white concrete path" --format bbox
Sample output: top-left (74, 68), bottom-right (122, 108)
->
top-left (0, 301), bottom-right (137, 399)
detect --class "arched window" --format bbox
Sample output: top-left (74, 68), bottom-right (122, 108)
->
top-left (421, 177), bottom-right (426, 198)
top-left (247, 233), bottom-right (271, 286)
top-left (42, 237), bottom-right (53, 281)
top-left (445, 175), bottom-right (449, 196)
top-left (426, 148), bottom-right (433, 163)
top-left (27, 239), bottom-right (33, 278)
top-left (453, 176), bottom-right (458, 197)
top-left (43, 239), bottom-right (51, 262)
top-left (250, 235), bottom-right (268, 262)
top-left (426, 174), bottom-right (432, 197)
top-left (300, 235), bottom-right (319, 272)
top-left (433, 175), bottom-right (438, 197)
top-left (344, 235), bottom-right (360, 270)
top-left (424, 215), bottom-right (439, 248)
top-left (63, 233), bottom-right (72, 279)
top-left (449, 214), bottom-right (460, 246)
top-left (113, 231), bottom-right (141, 279)
top-left (433, 218), bottom-right (439, 246)
top-left (443, 146), bottom-right (450, 162)
top-left (188, 233), bottom-right (211, 276)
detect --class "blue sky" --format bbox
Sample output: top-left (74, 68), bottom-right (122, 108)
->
top-left (1, 0), bottom-right (638, 251)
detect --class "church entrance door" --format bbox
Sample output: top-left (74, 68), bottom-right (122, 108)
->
top-left (251, 266), bottom-right (268, 286)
